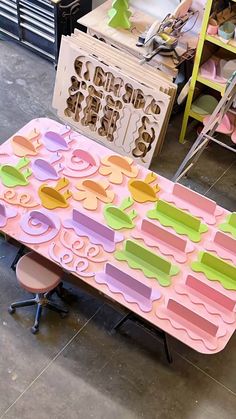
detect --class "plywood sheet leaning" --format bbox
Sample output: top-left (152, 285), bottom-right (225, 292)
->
top-left (53, 32), bottom-right (176, 168)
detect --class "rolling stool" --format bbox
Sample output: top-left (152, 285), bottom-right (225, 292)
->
top-left (8, 252), bottom-right (68, 334)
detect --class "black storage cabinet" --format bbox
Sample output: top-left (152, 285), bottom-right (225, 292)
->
top-left (0, 0), bottom-right (92, 63)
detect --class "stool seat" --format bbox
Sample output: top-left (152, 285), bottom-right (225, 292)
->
top-left (16, 252), bottom-right (62, 294)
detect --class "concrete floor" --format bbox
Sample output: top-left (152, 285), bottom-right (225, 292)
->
top-left (0, 39), bottom-right (236, 419)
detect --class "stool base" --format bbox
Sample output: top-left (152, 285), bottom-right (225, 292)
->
top-left (8, 285), bottom-right (68, 334)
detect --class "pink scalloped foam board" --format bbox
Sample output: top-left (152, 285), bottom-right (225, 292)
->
top-left (0, 117), bottom-right (234, 355)
top-left (162, 183), bottom-right (223, 225)
top-left (132, 218), bottom-right (195, 263)
top-left (175, 275), bottom-right (236, 324)
top-left (156, 299), bottom-right (226, 351)
top-left (205, 231), bottom-right (236, 265)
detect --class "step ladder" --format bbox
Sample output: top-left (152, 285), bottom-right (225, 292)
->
top-left (173, 73), bottom-right (236, 183)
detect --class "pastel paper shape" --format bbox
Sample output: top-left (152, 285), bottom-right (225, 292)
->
top-left (99, 155), bottom-right (139, 184)
top-left (175, 275), bottom-right (236, 324)
top-left (38, 177), bottom-right (72, 209)
top-left (42, 131), bottom-right (72, 151)
top-left (191, 251), bottom-right (236, 291)
top-left (32, 153), bottom-right (63, 181)
top-left (0, 201), bottom-right (17, 227)
top-left (128, 172), bottom-right (160, 203)
top-left (115, 240), bottom-right (179, 287)
top-left (162, 183), bottom-right (223, 225)
top-left (1, 190), bottom-right (38, 208)
top-left (63, 149), bottom-right (99, 178)
top-left (74, 179), bottom-right (115, 210)
top-left (132, 219), bottom-right (195, 263)
top-left (156, 299), bottom-right (225, 351)
top-left (0, 157), bottom-right (32, 187)
top-left (147, 200), bottom-right (208, 242)
top-left (63, 209), bottom-right (124, 252)
top-left (20, 209), bottom-right (61, 244)
top-left (11, 132), bottom-right (41, 157)
top-left (219, 213), bottom-right (236, 238)
top-left (205, 231), bottom-right (236, 265)
top-left (95, 263), bottom-right (161, 312)
top-left (104, 197), bottom-right (137, 230)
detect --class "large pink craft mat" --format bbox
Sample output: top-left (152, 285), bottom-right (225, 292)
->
top-left (0, 117), bottom-right (235, 354)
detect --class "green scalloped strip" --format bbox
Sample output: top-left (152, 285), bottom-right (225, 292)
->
top-left (219, 213), bottom-right (236, 238)
top-left (191, 251), bottom-right (236, 291)
top-left (115, 240), bottom-right (180, 287)
top-left (147, 200), bottom-right (208, 243)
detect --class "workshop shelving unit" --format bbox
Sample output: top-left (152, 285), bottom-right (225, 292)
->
top-left (179, 0), bottom-right (236, 142)
top-left (0, 0), bottom-right (92, 63)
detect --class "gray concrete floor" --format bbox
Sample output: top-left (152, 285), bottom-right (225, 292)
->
top-left (0, 39), bottom-right (235, 419)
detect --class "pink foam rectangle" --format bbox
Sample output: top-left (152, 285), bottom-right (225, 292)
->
top-left (167, 299), bottom-right (219, 336)
top-left (173, 183), bottom-right (216, 214)
top-left (141, 219), bottom-right (187, 252)
top-left (186, 275), bottom-right (236, 312)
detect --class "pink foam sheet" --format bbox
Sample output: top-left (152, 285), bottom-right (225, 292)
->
top-left (162, 183), bottom-right (223, 224)
top-left (19, 209), bottom-right (61, 244)
top-left (175, 275), bottom-right (236, 324)
top-left (156, 299), bottom-right (226, 351)
top-left (0, 201), bottom-right (17, 227)
top-left (205, 231), bottom-right (236, 265)
top-left (63, 209), bottom-right (124, 252)
top-left (96, 263), bottom-right (162, 312)
top-left (0, 117), bottom-right (235, 355)
top-left (132, 218), bottom-right (195, 263)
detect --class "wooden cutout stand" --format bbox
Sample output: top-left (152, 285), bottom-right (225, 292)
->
top-left (53, 31), bottom-right (176, 168)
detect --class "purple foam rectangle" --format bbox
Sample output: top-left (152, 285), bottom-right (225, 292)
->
top-left (106, 263), bottom-right (152, 299)
top-left (72, 209), bottom-right (115, 241)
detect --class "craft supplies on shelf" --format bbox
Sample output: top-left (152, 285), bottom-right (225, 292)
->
top-left (179, 0), bottom-right (236, 143)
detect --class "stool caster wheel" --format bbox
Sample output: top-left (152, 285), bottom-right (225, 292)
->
top-left (8, 306), bottom-right (15, 315)
top-left (31, 326), bottom-right (39, 334)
